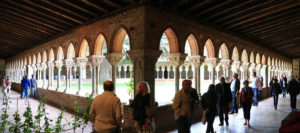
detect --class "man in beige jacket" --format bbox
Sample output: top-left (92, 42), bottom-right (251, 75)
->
top-left (89, 81), bottom-right (122, 133)
top-left (172, 80), bottom-right (193, 133)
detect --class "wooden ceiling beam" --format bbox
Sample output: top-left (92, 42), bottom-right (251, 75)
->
top-left (0, 16), bottom-right (55, 36)
top-left (24, 0), bottom-right (83, 24)
top-left (0, 39), bottom-right (27, 49)
top-left (206, 0), bottom-right (254, 20)
top-left (256, 29), bottom-right (299, 40)
top-left (239, 19), bottom-right (300, 36)
top-left (39, 0), bottom-right (90, 21)
top-left (215, 0), bottom-right (274, 23)
top-left (184, 0), bottom-right (212, 13)
top-left (6, 0), bottom-right (75, 27)
top-left (103, 0), bottom-right (121, 8)
top-left (250, 24), bottom-right (299, 38)
top-left (233, 8), bottom-right (299, 31)
top-left (0, 29), bottom-right (37, 42)
top-left (81, 0), bottom-right (109, 13)
top-left (195, 0), bottom-right (235, 17)
top-left (271, 37), bottom-right (300, 47)
top-left (60, 0), bottom-right (98, 17)
top-left (224, 1), bottom-right (299, 28)
top-left (0, 4), bottom-right (64, 32)
top-left (0, 23), bottom-right (44, 40)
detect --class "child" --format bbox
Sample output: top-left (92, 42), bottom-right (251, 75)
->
top-left (239, 80), bottom-right (254, 127)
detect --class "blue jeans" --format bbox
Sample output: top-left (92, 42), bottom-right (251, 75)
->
top-left (258, 90), bottom-right (262, 100)
top-left (273, 95), bottom-right (278, 109)
top-left (25, 87), bottom-right (30, 99)
top-left (282, 87), bottom-right (286, 97)
top-left (252, 88), bottom-right (258, 105)
top-left (21, 87), bottom-right (26, 98)
top-left (231, 92), bottom-right (238, 112)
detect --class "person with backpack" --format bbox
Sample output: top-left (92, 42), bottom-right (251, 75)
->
top-left (239, 80), bottom-right (254, 127)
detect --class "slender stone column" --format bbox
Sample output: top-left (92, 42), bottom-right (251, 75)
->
top-left (168, 53), bottom-right (187, 93)
top-left (262, 65), bottom-right (268, 87)
top-left (64, 59), bottom-right (74, 93)
top-left (88, 55), bottom-right (105, 97)
top-left (241, 62), bottom-right (250, 81)
top-left (189, 55), bottom-right (203, 95)
top-left (206, 58), bottom-right (217, 84)
top-left (42, 63), bottom-right (47, 88)
top-left (105, 53), bottom-right (124, 90)
top-left (55, 61), bottom-right (63, 91)
top-left (76, 57), bottom-right (88, 96)
top-left (47, 62), bottom-right (54, 90)
top-left (220, 59), bottom-right (231, 78)
top-left (256, 64), bottom-right (262, 77)
top-left (127, 49), bottom-right (162, 103)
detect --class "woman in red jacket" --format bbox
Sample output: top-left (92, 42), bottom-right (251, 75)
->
top-left (239, 80), bottom-right (254, 127)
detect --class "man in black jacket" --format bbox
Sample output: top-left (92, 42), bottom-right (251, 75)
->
top-left (229, 73), bottom-right (240, 114)
top-left (215, 77), bottom-right (232, 126)
top-left (287, 76), bottom-right (300, 111)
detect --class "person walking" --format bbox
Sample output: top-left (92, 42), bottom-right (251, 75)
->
top-left (131, 81), bottom-right (155, 133)
top-left (21, 76), bottom-right (31, 99)
top-left (215, 77), bottom-right (232, 126)
top-left (258, 76), bottom-right (263, 100)
top-left (172, 80), bottom-right (193, 133)
top-left (287, 76), bottom-right (300, 111)
top-left (239, 80), bottom-right (254, 127)
top-left (201, 84), bottom-right (218, 133)
top-left (189, 80), bottom-right (199, 128)
top-left (280, 75), bottom-right (288, 98)
top-left (1, 79), bottom-right (7, 104)
top-left (250, 72), bottom-right (260, 106)
top-left (229, 73), bottom-right (240, 114)
top-left (271, 79), bottom-right (281, 110)
top-left (4, 77), bottom-right (11, 98)
top-left (30, 75), bottom-right (37, 97)
top-left (89, 81), bottom-right (122, 133)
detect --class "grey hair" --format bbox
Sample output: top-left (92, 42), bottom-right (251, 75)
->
top-left (137, 81), bottom-right (151, 94)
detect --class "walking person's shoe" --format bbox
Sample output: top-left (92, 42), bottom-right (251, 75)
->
top-left (219, 123), bottom-right (223, 126)
top-left (234, 111), bottom-right (238, 113)
top-left (243, 122), bottom-right (247, 125)
top-left (229, 112), bottom-right (234, 114)
top-left (248, 123), bottom-right (251, 127)
top-left (226, 121), bottom-right (229, 126)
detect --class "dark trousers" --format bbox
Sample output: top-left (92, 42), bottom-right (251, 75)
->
top-left (258, 90), bottom-right (263, 100)
top-left (218, 104), bottom-right (229, 124)
top-left (282, 87), bottom-right (286, 97)
top-left (231, 92), bottom-right (238, 112)
top-left (242, 102), bottom-right (252, 120)
top-left (290, 95), bottom-right (297, 110)
top-left (206, 111), bottom-right (215, 133)
top-left (273, 95), bottom-right (279, 109)
top-left (176, 116), bottom-right (190, 133)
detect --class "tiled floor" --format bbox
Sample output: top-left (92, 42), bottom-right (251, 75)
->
top-left (0, 90), bottom-right (93, 133)
top-left (168, 95), bottom-right (300, 133)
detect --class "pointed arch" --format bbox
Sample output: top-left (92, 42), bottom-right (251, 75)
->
top-left (255, 53), bottom-right (261, 64)
top-left (113, 27), bottom-right (129, 53)
top-left (94, 34), bottom-right (107, 55)
top-left (28, 56), bottom-right (32, 65)
top-left (241, 49), bottom-right (248, 63)
top-left (37, 53), bottom-right (41, 64)
top-left (232, 46), bottom-right (239, 61)
top-left (79, 39), bottom-right (89, 57)
top-left (218, 43), bottom-right (229, 59)
top-left (249, 51), bottom-right (254, 63)
top-left (49, 48), bottom-right (55, 61)
top-left (163, 28), bottom-right (179, 53)
top-left (33, 54), bottom-right (37, 64)
top-left (57, 46), bottom-right (64, 61)
top-left (43, 51), bottom-right (47, 63)
top-left (267, 56), bottom-right (271, 66)
top-left (262, 55), bottom-right (266, 65)
top-left (67, 43), bottom-right (75, 59)
top-left (204, 38), bottom-right (215, 58)
top-left (24, 57), bottom-right (27, 65)
top-left (271, 58), bottom-right (275, 66)
top-left (186, 34), bottom-right (199, 55)
top-left (275, 58), bottom-right (278, 66)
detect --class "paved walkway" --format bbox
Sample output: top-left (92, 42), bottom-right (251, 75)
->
top-left (168, 94), bottom-right (300, 133)
top-left (0, 90), bottom-right (93, 133)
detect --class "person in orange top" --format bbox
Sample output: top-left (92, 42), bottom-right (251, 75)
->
top-left (239, 80), bottom-right (254, 127)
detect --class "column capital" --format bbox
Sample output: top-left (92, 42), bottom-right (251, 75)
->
top-left (104, 52), bottom-right (124, 66)
top-left (205, 58), bottom-right (217, 67)
top-left (88, 55), bottom-right (105, 66)
top-left (256, 64), bottom-right (262, 69)
top-left (127, 49), bottom-right (162, 69)
top-left (47, 61), bottom-right (54, 68)
top-left (220, 59), bottom-right (231, 66)
top-left (168, 53), bottom-right (187, 67)
top-left (55, 60), bottom-right (63, 68)
top-left (76, 57), bottom-right (88, 68)
top-left (188, 55), bottom-right (205, 67)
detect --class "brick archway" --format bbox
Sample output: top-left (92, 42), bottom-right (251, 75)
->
top-left (241, 49), bottom-right (248, 63)
top-left (163, 28), bottom-right (179, 53)
top-left (250, 51), bottom-right (255, 63)
top-left (49, 48), bottom-right (55, 62)
top-left (219, 43), bottom-right (229, 59)
top-left (79, 39), bottom-right (89, 57)
top-left (204, 38), bottom-right (215, 58)
top-left (186, 34), bottom-right (199, 55)
top-left (113, 27), bottom-right (128, 53)
top-left (256, 53), bottom-right (261, 64)
top-left (232, 46), bottom-right (239, 61)
top-left (57, 46), bottom-right (64, 61)
top-left (262, 55), bottom-right (266, 65)
top-left (42, 51), bottom-right (47, 63)
top-left (94, 34), bottom-right (107, 55)
top-left (67, 43), bottom-right (75, 59)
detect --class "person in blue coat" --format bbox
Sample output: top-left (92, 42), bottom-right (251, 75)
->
top-left (21, 76), bottom-right (31, 99)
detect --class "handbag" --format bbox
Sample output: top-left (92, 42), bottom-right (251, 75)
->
top-left (146, 103), bottom-right (157, 118)
top-left (202, 110), bottom-right (207, 124)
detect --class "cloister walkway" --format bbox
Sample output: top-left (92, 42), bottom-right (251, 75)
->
top-left (168, 94), bottom-right (300, 133)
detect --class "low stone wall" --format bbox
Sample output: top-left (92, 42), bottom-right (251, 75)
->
top-left (11, 82), bottom-right (272, 132)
